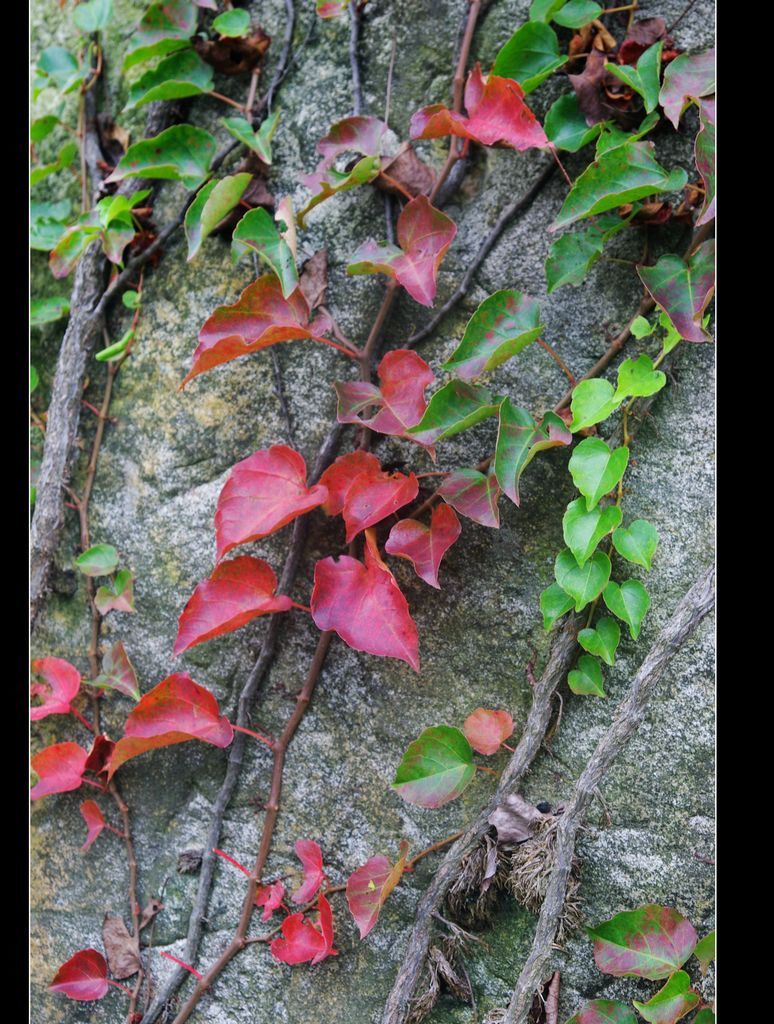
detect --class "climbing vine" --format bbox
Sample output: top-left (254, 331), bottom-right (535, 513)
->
top-left (30, 1), bottom-right (715, 1023)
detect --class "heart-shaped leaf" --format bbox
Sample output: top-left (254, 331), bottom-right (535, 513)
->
top-left (694, 98), bottom-right (715, 226)
top-left (79, 800), bottom-right (107, 852)
top-left (544, 93), bottom-right (604, 152)
top-left (94, 570), bottom-right (135, 614)
top-left (545, 211), bottom-right (633, 292)
top-left (566, 1001), bottom-right (638, 1024)
top-left (463, 709), bottom-right (514, 755)
top-left (588, 904), bottom-right (698, 979)
top-left (385, 503), bottom-right (461, 589)
top-left (318, 451), bottom-right (382, 516)
top-left (613, 354), bottom-right (666, 402)
top-left (125, 48), bottom-right (213, 110)
top-left (495, 400), bottom-right (572, 506)
top-left (270, 894), bottom-right (338, 964)
top-left (392, 725), bottom-right (475, 807)
top-left (578, 616), bottom-right (620, 666)
top-left (605, 42), bottom-right (663, 114)
top-left (637, 241), bottom-right (715, 343)
top-left (694, 930), bottom-right (715, 974)
top-left (554, 548), bottom-right (611, 611)
top-left (75, 543), bottom-right (119, 577)
top-left (633, 970), bottom-right (700, 1024)
top-left (222, 111), bottom-right (280, 164)
top-left (106, 124), bottom-right (216, 190)
top-left (492, 22), bottom-right (566, 94)
top-left (569, 379), bottom-right (621, 432)
top-left (291, 839), bottom-right (325, 904)
top-left (563, 498), bottom-right (622, 566)
top-left (30, 742), bottom-right (89, 800)
top-left (659, 48), bottom-right (715, 128)
top-left (185, 173), bottom-right (252, 261)
top-left (231, 207), bottom-right (299, 297)
top-left (91, 641), bottom-right (141, 701)
top-left (540, 582), bottom-right (575, 630)
top-left (408, 381), bottom-right (500, 448)
top-left (569, 437), bottom-right (630, 510)
top-left (346, 842), bottom-right (408, 939)
top-left (443, 290), bottom-right (543, 380)
top-left (30, 657), bottom-right (81, 720)
top-left (123, 0), bottom-right (197, 71)
top-left (437, 469), bottom-right (501, 528)
top-left (603, 580), bottom-right (650, 639)
top-left (73, 0), bottom-right (113, 33)
top-left (568, 654), bottom-right (606, 696)
top-left (339, 469), bottom-right (419, 543)
top-left (612, 519), bottom-right (659, 570)
top-left (49, 949), bottom-right (109, 1001)
top-left (31, 295), bottom-right (71, 325)
top-left (212, 8), bottom-right (250, 36)
top-left (553, 0), bottom-right (602, 28)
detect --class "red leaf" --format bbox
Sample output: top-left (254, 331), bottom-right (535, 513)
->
top-left (314, 893), bottom-right (338, 964)
top-left (345, 841), bottom-right (408, 939)
top-left (84, 734), bottom-right (116, 779)
top-left (463, 708), bottom-right (514, 755)
top-left (334, 350), bottom-right (435, 449)
top-left (311, 529), bottom-right (419, 671)
top-left (347, 195), bottom-right (457, 307)
top-left (303, 116), bottom-right (387, 195)
top-left (108, 674), bottom-right (233, 778)
top-left (437, 469), bottom-right (501, 528)
top-left (30, 656), bottom-right (81, 720)
top-left (30, 742), bottom-right (89, 801)
top-left (255, 880), bottom-right (285, 921)
top-left (411, 63), bottom-right (547, 151)
top-left (215, 445), bottom-right (328, 560)
top-left (80, 800), bottom-right (107, 852)
top-left (174, 556), bottom-right (293, 655)
top-left (291, 839), bottom-right (325, 904)
top-left (319, 451), bottom-right (382, 515)
top-left (182, 274), bottom-right (335, 387)
top-left (385, 504), bottom-right (461, 589)
top-left (49, 949), bottom-right (109, 1001)
top-left (340, 468), bottom-right (418, 543)
top-left (270, 894), bottom-right (338, 966)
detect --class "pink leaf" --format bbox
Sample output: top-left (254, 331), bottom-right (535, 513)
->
top-left (311, 530), bottom-right (419, 671)
top-left (385, 504), bottom-right (461, 588)
top-left (410, 64), bottom-right (548, 152)
top-left (49, 949), bottom-right (109, 1001)
top-left (174, 556), bottom-right (293, 655)
top-left (79, 800), bottom-right (107, 852)
top-left (30, 742), bottom-right (89, 801)
top-left (463, 708), bottom-right (514, 755)
top-left (347, 195), bottom-right (457, 307)
top-left (303, 116), bottom-right (387, 195)
top-left (269, 895), bottom-right (338, 965)
top-left (345, 841), bottom-right (408, 939)
top-left (318, 451), bottom-right (382, 515)
top-left (255, 880), bottom-right (285, 921)
top-left (215, 445), bottom-right (328, 560)
top-left (314, 893), bottom-right (338, 964)
top-left (340, 469), bottom-right (419, 543)
top-left (30, 656), bottom-right (81, 720)
top-left (437, 469), bottom-right (501, 528)
top-left (291, 839), bottom-right (325, 904)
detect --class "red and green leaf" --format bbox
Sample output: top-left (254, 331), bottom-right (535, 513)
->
top-left (408, 381), bottom-right (500, 448)
top-left (384, 503), bottom-right (461, 588)
top-left (494, 400), bottom-right (572, 506)
top-left (299, 116), bottom-right (386, 225)
top-left (694, 98), bottom-right (715, 226)
top-left (637, 241), bottom-right (714, 343)
top-left (632, 970), bottom-right (701, 1024)
top-left (31, 742), bottom-right (89, 801)
top-left (79, 800), bottom-right (107, 852)
top-left (49, 949), bottom-right (109, 1001)
top-left (437, 468), bottom-right (502, 528)
top-left (588, 904), bottom-right (698, 980)
top-left (346, 841), bottom-right (408, 939)
top-left (566, 1001), bottom-right (638, 1024)
top-left (30, 656), bottom-right (81, 720)
top-left (658, 48), bottom-right (715, 128)
top-left (230, 207), bottom-right (299, 297)
top-left (463, 708), bottom-right (514, 755)
top-left (94, 570), bottom-right (135, 615)
top-left (392, 725), bottom-right (475, 807)
top-left (91, 641), bottom-right (141, 701)
top-left (443, 290), bottom-right (543, 380)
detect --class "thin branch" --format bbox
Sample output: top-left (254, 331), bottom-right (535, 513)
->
top-left (349, 0), bottom-right (364, 116)
top-left (501, 565), bottom-right (716, 1024)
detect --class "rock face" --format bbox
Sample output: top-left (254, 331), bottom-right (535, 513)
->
top-left (31, 2), bottom-right (715, 1023)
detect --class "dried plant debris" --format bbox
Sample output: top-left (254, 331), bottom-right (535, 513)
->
top-left (177, 848), bottom-right (203, 874)
top-left (446, 834), bottom-right (508, 928)
top-left (406, 934), bottom-right (473, 1024)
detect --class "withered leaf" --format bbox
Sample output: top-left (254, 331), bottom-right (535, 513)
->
top-left (102, 914), bottom-right (141, 979)
top-left (376, 143), bottom-right (436, 199)
top-left (177, 848), bottom-right (204, 874)
top-left (618, 17), bottom-right (668, 65)
top-left (194, 29), bottom-right (270, 75)
top-left (570, 51), bottom-right (637, 127)
top-left (299, 249), bottom-right (328, 311)
top-left (139, 896), bottom-right (165, 931)
top-left (488, 793), bottom-right (546, 845)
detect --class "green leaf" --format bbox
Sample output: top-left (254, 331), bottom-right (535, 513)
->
top-left (49, 225), bottom-right (102, 279)
top-left (95, 569), bottom-right (135, 614)
top-left (569, 437), bottom-right (629, 510)
top-left (31, 115), bottom-right (59, 143)
top-left (73, 0), bottom-right (113, 32)
top-left (693, 930), bottom-right (715, 974)
top-left (30, 366), bottom-right (40, 393)
top-left (553, 1), bottom-right (602, 29)
top-left (222, 111), bottom-right (280, 164)
top-left (693, 1011), bottom-right (715, 1024)
top-left (125, 48), bottom-right (214, 110)
top-left (31, 296), bottom-right (70, 326)
top-left (632, 970), bottom-right (700, 1023)
top-left (545, 211), bottom-right (633, 292)
top-left (603, 579), bottom-right (649, 639)
top-left (613, 354), bottom-right (666, 403)
top-left (31, 141), bottom-right (79, 186)
top-left (552, 141), bottom-right (687, 230)
top-left (392, 726), bottom-right (475, 808)
top-left (595, 111), bottom-right (659, 157)
top-left (605, 42), bottom-right (663, 113)
top-left (562, 498), bottom-right (622, 566)
top-left (495, 401), bottom-right (571, 506)
top-left (588, 905), bottom-right (697, 980)
top-left (407, 381), bottom-right (500, 448)
top-left (122, 290), bottom-right (141, 310)
top-left (95, 329), bottom-right (134, 362)
top-left (612, 519), bottom-right (659, 570)
top-left (35, 47), bottom-right (86, 96)
top-left (123, 0), bottom-right (197, 70)
top-left (438, 469), bottom-right (502, 528)
top-left (107, 125), bottom-right (217, 190)
top-left (213, 8), bottom-right (251, 36)
top-left (185, 173), bottom-right (252, 260)
top-left (568, 654), bottom-right (606, 696)
top-left (299, 153), bottom-right (382, 227)
top-left (566, 1002), bottom-right (638, 1024)
top-left (544, 94), bottom-right (604, 153)
top-left (659, 311), bottom-right (682, 355)
top-left (529, 0), bottom-right (565, 19)
top-left (443, 290), bottom-right (543, 380)
top-left (630, 315), bottom-right (654, 339)
top-left (230, 207), bottom-right (299, 297)
top-left (637, 241), bottom-right (715, 344)
top-left (30, 200), bottom-right (71, 251)
top-left (492, 22), bottom-right (566, 94)
top-left (540, 583), bottom-right (575, 630)
top-left (578, 616), bottom-right (620, 666)
top-left (75, 543), bottom-right (119, 577)
top-left (659, 48), bottom-right (715, 128)
top-left (554, 548), bottom-right (611, 612)
top-left (569, 379), bottom-right (621, 432)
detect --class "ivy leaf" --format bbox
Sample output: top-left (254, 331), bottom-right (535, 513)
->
top-left (603, 580), bottom-right (650, 639)
top-left (319, 451), bottom-right (382, 516)
top-left (31, 295), bottom-right (70, 327)
top-left (347, 195), bottom-right (457, 307)
top-left (694, 930), bottom-right (715, 974)
top-left (552, 142), bottom-right (688, 231)
top-left (48, 949), bottom-right (109, 1001)
top-left (612, 519), bottom-right (659, 570)
top-left (694, 98), bottom-right (715, 226)
top-left (566, 1001), bottom-right (638, 1024)
top-left (392, 725), bottom-right (475, 807)
top-left (73, 0), bottom-right (113, 33)
top-left (79, 800), bottom-right (107, 852)
top-left (554, 548), bottom-right (611, 612)
top-left (255, 881), bottom-right (285, 921)
top-left (222, 111), bottom-right (280, 164)
top-left (562, 498), bottom-right (622, 566)
top-left (408, 381), bottom-right (500, 448)
top-left (108, 674), bottom-right (234, 778)
top-left (553, 0), bottom-right (602, 28)
top-left (92, 641), bottom-right (141, 701)
top-left (125, 49), bottom-right (213, 110)
top-left (184, 173), bottom-right (252, 261)
top-left (437, 468), bottom-right (501, 528)
top-left (124, 0), bottom-right (197, 70)
top-left (31, 140), bottom-right (79, 188)
top-left (317, 0), bottom-right (350, 16)
top-left (291, 839), bottom-right (325, 904)
top-left (215, 445), bottom-right (328, 560)
top-left (594, 111), bottom-right (660, 158)
top-left (30, 742), bottom-right (89, 800)
top-left (183, 275), bottom-right (334, 387)
top-left (588, 905), bottom-right (698, 979)
top-left (213, 8), bottom-right (251, 36)
top-left (568, 654), bottom-right (606, 696)
top-left (540, 582), bottom-right (574, 630)
top-left (545, 93), bottom-right (604, 152)
top-left (443, 290), bottom-right (543, 380)
top-left (342, 470), bottom-right (419, 543)
top-left (632, 970), bottom-right (700, 1024)
top-left (605, 42), bottom-right (663, 114)
top-left (613, 354), bottom-right (666, 402)
top-left (335, 349), bottom-right (435, 449)
top-left (231, 207), bottom-right (299, 296)
top-left (569, 438), bottom-right (629, 510)
top-left (31, 114), bottom-right (59, 142)
top-left (30, 199), bottom-right (71, 251)
top-left (492, 22), bottom-right (566, 94)
top-left (529, 0), bottom-right (565, 19)
top-left (578, 616), bottom-right (620, 666)
top-left (569, 379), bottom-right (621, 432)
top-left (385, 504), bottom-right (461, 589)
top-left (174, 556), bottom-right (293, 655)
top-left (30, 657), bottom-right (81, 721)
top-left (270, 894), bottom-right (338, 964)
top-left (637, 241), bottom-right (715, 344)
top-left (49, 224), bottom-right (101, 279)
top-left (659, 48), bottom-right (715, 128)
top-left (75, 543), bottom-right (119, 577)
top-left (346, 843), bottom-right (408, 939)
top-left (94, 570), bottom-right (135, 614)
top-left (411, 63), bottom-right (548, 149)
top-left (34, 47), bottom-right (87, 97)
top-left (463, 709), bottom-right (514, 755)
top-left (693, 1012), bottom-right (715, 1024)
top-left (30, 366), bottom-right (39, 393)
top-left (106, 125), bottom-right (217, 190)
top-left (495, 400), bottom-right (572, 506)
top-left (545, 211), bottom-right (634, 292)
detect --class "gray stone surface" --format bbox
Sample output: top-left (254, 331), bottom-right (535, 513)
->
top-left (31, 1), bottom-right (715, 1022)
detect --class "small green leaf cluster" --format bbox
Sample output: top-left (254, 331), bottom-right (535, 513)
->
top-left (75, 544), bottom-right (135, 614)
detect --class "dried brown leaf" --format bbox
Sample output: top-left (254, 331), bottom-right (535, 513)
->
top-left (299, 250), bottom-right (328, 311)
top-left (488, 793), bottom-right (545, 845)
top-left (194, 29), bottom-right (270, 75)
top-left (376, 144), bottom-right (436, 199)
top-left (139, 896), bottom-right (164, 931)
top-left (102, 914), bottom-right (140, 979)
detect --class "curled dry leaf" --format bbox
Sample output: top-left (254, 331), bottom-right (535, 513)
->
top-left (299, 249), bottom-right (328, 311)
top-left (139, 897), bottom-right (165, 931)
top-left (488, 793), bottom-right (546, 844)
top-left (376, 143), bottom-right (436, 198)
top-left (194, 28), bottom-right (270, 75)
top-left (102, 914), bottom-right (141, 979)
